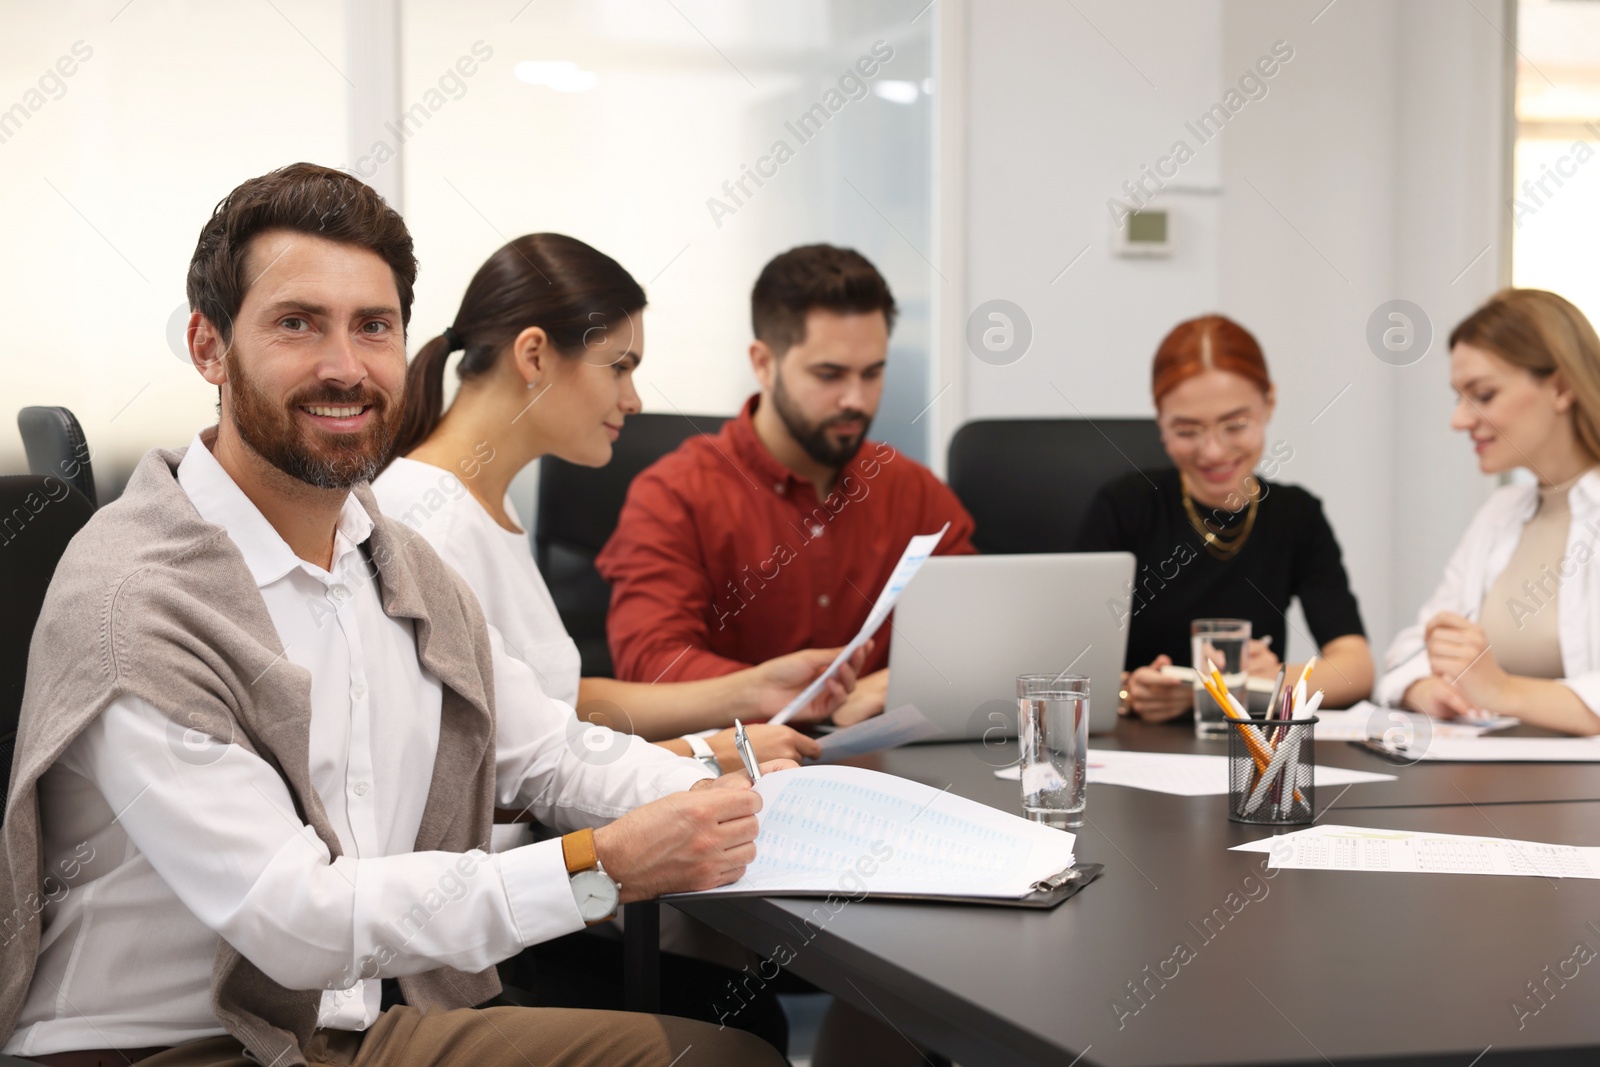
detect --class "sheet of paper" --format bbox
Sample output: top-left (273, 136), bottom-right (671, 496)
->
top-left (809, 704), bottom-right (943, 763)
top-left (769, 524), bottom-right (950, 725)
top-left (682, 765), bottom-right (1076, 899)
top-left (1231, 823), bottom-right (1408, 854)
top-left (1368, 735), bottom-right (1600, 762)
top-left (1314, 701), bottom-right (1518, 742)
top-left (992, 749), bottom-right (1395, 796)
top-left (1233, 824), bottom-right (1600, 878)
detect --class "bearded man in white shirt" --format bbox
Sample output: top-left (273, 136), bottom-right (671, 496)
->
top-left (0, 163), bottom-right (786, 1067)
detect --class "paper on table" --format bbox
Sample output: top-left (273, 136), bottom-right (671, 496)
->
top-left (1368, 735), bottom-right (1600, 762)
top-left (992, 749), bottom-right (1395, 796)
top-left (682, 764), bottom-right (1076, 899)
top-left (1232, 824), bottom-right (1600, 878)
top-left (1314, 700), bottom-right (1518, 742)
top-left (769, 524), bottom-right (950, 726)
top-left (809, 704), bottom-right (943, 763)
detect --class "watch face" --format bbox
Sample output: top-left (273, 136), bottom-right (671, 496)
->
top-left (571, 869), bottom-right (619, 923)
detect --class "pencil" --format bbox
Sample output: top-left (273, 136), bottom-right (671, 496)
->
top-left (1208, 667), bottom-right (1305, 805)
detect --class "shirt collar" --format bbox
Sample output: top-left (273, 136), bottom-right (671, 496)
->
top-left (1571, 468), bottom-right (1600, 516)
top-left (726, 394), bottom-right (804, 490)
top-left (726, 393), bottom-right (883, 499)
top-left (176, 428), bottom-right (375, 588)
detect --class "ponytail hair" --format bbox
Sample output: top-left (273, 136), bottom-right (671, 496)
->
top-left (390, 233), bottom-right (647, 459)
top-left (393, 333), bottom-right (457, 463)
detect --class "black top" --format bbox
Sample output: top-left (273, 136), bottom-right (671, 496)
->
top-left (1074, 468), bottom-right (1365, 670)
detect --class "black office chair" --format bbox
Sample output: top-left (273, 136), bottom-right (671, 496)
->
top-left (18, 405), bottom-right (97, 508)
top-left (1, 475), bottom-right (96, 825)
top-left (947, 418), bottom-right (1170, 553)
top-left (534, 412), bottom-right (729, 678)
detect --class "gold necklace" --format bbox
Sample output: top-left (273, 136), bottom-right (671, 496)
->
top-left (1182, 476), bottom-right (1260, 561)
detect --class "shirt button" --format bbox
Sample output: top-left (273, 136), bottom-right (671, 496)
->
top-left (352, 780), bottom-right (370, 797)
top-left (774, 483), bottom-right (785, 494)
top-left (329, 585), bottom-right (349, 603)
top-left (351, 682), bottom-right (367, 700)
top-left (810, 524), bottom-right (824, 538)
top-left (818, 594), bottom-right (831, 607)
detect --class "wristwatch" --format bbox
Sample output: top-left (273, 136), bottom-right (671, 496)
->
top-left (683, 732), bottom-right (723, 776)
top-left (562, 827), bottom-right (620, 925)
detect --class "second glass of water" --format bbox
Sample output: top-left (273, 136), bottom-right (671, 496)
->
top-left (1016, 674), bottom-right (1089, 830)
top-left (1192, 618), bottom-right (1251, 739)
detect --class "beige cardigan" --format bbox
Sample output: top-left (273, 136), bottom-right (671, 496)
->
top-left (1, 446), bottom-right (503, 1065)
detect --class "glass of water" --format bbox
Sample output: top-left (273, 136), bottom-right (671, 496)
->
top-left (1016, 674), bottom-right (1089, 830)
top-left (1192, 618), bottom-right (1251, 739)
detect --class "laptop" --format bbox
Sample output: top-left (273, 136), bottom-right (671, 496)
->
top-left (884, 552), bottom-right (1135, 740)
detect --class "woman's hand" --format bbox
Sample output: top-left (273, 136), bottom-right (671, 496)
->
top-left (747, 642), bottom-right (872, 726)
top-left (1246, 636), bottom-right (1281, 679)
top-left (1423, 612), bottom-right (1508, 711)
top-left (1400, 676), bottom-right (1475, 721)
top-left (1123, 654), bottom-right (1192, 722)
top-left (704, 724), bottom-right (820, 772)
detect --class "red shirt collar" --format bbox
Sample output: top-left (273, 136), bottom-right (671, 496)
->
top-left (726, 394), bottom-right (810, 493)
top-left (726, 394), bottom-right (890, 502)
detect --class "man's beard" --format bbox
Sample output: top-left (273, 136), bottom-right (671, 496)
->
top-left (224, 349), bottom-right (400, 489)
top-left (771, 370), bottom-right (873, 470)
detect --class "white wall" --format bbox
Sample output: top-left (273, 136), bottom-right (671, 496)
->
top-left (0, 2), bottom-right (347, 496)
top-left (956, 0), bottom-right (1508, 657)
top-left (962, 0), bottom-right (1226, 424)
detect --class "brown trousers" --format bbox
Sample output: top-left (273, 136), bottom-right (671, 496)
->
top-left (126, 1006), bottom-right (785, 1067)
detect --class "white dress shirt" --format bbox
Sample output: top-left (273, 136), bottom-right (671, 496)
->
top-left (372, 458), bottom-right (582, 705)
top-left (6, 434), bottom-right (709, 1057)
top-left (1377, 471), bottom-right (1600, 716)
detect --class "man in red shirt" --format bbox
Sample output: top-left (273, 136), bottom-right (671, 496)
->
top-left (596, 244), bottom-right (977, 724)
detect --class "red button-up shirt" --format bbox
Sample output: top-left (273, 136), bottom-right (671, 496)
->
top-left (596, 395), bottom-right (978, 684)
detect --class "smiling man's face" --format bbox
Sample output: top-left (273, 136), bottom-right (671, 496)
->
top-left (202, 229), bottom-right (408, 488)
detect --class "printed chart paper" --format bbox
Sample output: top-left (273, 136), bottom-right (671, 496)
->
top-left (683, 765), bottom-right (1076, 899)
top-left (769, 524), bottom-right (949, 725)
top-left (1233, 825), bottom-right (1600, 879)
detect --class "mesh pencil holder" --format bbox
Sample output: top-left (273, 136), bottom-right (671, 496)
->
top-left (1227, 716), bottom-right (1317, 825)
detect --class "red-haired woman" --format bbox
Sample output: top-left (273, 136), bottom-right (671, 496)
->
top-left (1074, 314), bottom-right (1374, 721)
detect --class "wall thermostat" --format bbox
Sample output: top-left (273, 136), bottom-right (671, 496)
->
top-left (1114, 207), bottom-right (1173, 258)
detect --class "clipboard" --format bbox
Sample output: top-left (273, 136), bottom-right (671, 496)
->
top-left (667, 863), bottom-right (1103, 911)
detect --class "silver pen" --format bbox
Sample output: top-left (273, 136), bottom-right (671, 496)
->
top-left (733, 719), bottom-right (761, 782)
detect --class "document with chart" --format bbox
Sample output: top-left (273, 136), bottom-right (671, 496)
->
top-left (1233, 825), bottom-right (1600, 879)
top-left (768, 524), bottom-right (949, 726)
top-left (680, 765), bottom-right (1077, 899)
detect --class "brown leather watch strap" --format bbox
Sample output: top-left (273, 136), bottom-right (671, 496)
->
top-left (561, 827), bottom-right (598, 874)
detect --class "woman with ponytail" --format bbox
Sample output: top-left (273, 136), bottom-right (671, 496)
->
top-left (1379, 289), bottom-right (1600, 734)
top-left (374, 234), bottom-right (863, 771)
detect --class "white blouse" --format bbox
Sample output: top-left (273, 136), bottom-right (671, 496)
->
top-left (374, 457), bottom-right (583, 707)
top-left (1377, 471), bottom-right (1600, 716)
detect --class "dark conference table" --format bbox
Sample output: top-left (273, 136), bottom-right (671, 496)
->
top-left (670, 719), bottom-right (1600, 1067)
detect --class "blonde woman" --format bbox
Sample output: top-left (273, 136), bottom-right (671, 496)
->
top-left (1379, 289), bottom-right (1600, 734)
